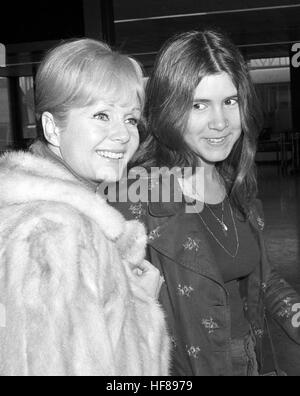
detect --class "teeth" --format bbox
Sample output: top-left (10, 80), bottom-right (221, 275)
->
top-left (207, 138), bottom-right (226, 144)
top-left (97, 151), bottom-right (124, 160)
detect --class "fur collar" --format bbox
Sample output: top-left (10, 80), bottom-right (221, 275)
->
top-left (0, 150), bottom-right (146, 261)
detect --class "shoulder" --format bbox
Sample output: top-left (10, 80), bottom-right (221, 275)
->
top-left (0, 200), bottom-right (119, 306)
top-left (0, 200), bottom-right (106, 247)
top-left (1, 195), bottom-right (147, 268)
top-left (0, 149), bottom-right (73, 182)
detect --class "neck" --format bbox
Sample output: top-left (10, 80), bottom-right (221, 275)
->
top-left (201, 161), bottom-right (219, 183)
top-left (33, 141), bottom-right (100, 192)
top-left (199, 161), bottom-right (226, 204)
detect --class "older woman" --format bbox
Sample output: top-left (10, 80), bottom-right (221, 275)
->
top-left (0, 39), bottom-right (170, 376)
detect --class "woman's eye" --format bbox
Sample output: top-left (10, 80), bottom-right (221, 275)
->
top-left (125, 118), bottom-right (139, 126)
top-left (193, 103), bottom-right (207, 111)
top-left (93, 112), bottom-right (109, 121)
top-left (225, 98), bottom-right (239, 106)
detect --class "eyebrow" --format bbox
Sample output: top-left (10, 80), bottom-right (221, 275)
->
top-left (106, 103), bottom-right (141, 112)
top-left (193, 94), bottom-right (238, 103)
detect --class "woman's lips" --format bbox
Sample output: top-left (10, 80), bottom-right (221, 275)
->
top-left (205, 136), bottom-right (229, 146)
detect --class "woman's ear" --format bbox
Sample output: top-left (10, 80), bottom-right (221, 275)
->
top-left (41, 112), bottom-right (61, 147)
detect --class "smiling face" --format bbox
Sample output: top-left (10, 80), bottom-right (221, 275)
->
top-left (184, 72), bottom-right (242, 167)
top-left (50, 90), bottom-right (141, 183)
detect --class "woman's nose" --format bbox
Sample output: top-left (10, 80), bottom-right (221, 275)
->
top-left (110, 122), bottom-right (130, 144)
top-left (208, 109), bottom-right (229, 131)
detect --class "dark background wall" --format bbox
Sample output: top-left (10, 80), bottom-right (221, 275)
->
top-left (0, 1), bottom-right (85, 44)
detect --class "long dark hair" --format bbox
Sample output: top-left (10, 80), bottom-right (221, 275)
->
top-left (134, 29), bottom-right (263, 217)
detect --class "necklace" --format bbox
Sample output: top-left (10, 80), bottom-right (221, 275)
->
top-left (205, 201), bottom-right (228, 236)
top-left (198, 200), bottom-right (240, 258)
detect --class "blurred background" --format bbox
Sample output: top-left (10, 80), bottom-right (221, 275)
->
top-left (0, 0), bottom-right (300, 375)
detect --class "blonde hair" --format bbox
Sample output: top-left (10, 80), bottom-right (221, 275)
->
top-left (35, 38), bottom-right (144, 129)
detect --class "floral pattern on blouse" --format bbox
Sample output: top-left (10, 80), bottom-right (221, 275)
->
top-left (148, 226), bottom-right (161, 242)
top-left (278, 297), bottom-right (294, 320)
top-left (186, 345), bottom-right (201, 359)
top-left (202, 318), bottom-right (220, 334)
top-left (178, 284), bottom-right (195, 298)
top-left (257, 216), bottom-right (265, 231)
top-left (183, 237), bottom-right (201, 252)
top-left (171, 336), bottom-right (177, 349)
top-left (252, 326), bottom-right (264, 338)
top-left (129, 203), bottom-right (146, 220)
top-left (261, 283), bottom-right (267, 293)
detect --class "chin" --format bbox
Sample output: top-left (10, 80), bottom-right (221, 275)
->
top-left (203, 148), bottom-right (234, 164)
top-left (209, 155), bottom-right (230, 163)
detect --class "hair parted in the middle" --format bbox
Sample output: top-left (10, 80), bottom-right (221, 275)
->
top-left (135, 29), bottom-right (263, 217)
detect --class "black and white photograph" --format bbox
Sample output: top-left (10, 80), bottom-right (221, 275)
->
top-left (0, 0), bottom-right (300, 379)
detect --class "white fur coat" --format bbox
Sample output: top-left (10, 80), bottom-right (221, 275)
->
top-left (0, 150), bottom-right (170, 376)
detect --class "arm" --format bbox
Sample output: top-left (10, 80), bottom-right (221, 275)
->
top-left (117, 219), bottom-right (170, 375)
top-left (0, 203), bottom-right (170, 376)
top-left (265, 270), bottom-right (300, 344)
top-left (252, 200), bottom-right (300, 344)
top-left (0, 204), bottom-right (117, 376)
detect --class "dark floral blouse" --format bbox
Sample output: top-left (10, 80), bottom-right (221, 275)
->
top-left (110, 178), bottom-right (300, 376)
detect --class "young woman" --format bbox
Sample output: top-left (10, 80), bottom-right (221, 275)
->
top-left (114, 29), bottom-right (300, 376)
top-left (0, 38), bottom-right (170, 376)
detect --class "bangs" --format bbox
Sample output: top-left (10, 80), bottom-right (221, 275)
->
top-left (74, 55), bottom-right (144, 109)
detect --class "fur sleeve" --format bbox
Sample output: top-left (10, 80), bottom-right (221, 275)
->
top-left (0, 202), bottom-right (121, 376)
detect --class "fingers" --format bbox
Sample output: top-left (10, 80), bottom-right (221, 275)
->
top-left (133, 260), bottom-right (159, 276)
top-left (128, 260), bottom-right (164, 299)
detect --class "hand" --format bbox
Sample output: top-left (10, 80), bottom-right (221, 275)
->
top-left (132, 260), bottom-right (164, 299)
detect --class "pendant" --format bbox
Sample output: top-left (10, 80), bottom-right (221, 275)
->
top-left (221, 222), bottom-right (228, 236)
